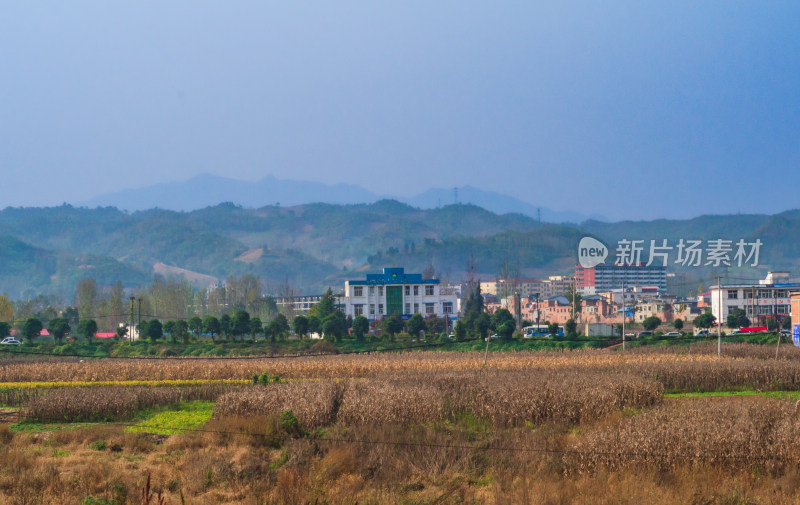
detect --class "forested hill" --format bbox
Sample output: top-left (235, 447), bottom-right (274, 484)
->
top-left (0, 202), bottom-right (798, 298)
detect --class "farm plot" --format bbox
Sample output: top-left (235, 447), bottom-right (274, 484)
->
top-left (3, 344), bottom-right (800, 505)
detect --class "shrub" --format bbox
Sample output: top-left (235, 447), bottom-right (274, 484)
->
top-left (0, 424), bottom-right (13, 444)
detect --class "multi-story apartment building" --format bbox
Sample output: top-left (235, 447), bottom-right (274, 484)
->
top-left (275, 294), bottom-right (346, 315)
top-left (344, 267), bottom-right (458, 321)
top-left (576, 263), bottom-right (667, 294)
top-left (710, 271), bottom-right (799, 325)
top-left (479, 278), bottom-right (542, 298)
top-left (540, 275), bottom-right (574, 299)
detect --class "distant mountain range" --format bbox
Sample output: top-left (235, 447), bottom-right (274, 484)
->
top-left (1, 200), bottom-right (799, 299)
top-left (80, 174), bottom-right (604, 224)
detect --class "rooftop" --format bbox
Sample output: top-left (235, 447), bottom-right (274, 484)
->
top-left (347, 267), bottom-right (439, 286)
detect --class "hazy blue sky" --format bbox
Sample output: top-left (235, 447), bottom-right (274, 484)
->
top-left (1, 2), bottom-right (798, 220)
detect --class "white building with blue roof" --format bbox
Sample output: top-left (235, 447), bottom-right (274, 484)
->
top-left (344, 267), bottom-right (458, 321)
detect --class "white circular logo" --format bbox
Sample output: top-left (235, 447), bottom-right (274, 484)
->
top-left (578, 237), bottom-right (608, 268)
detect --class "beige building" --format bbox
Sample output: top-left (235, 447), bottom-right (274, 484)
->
top-left (634, 300), bottom-right (673, 323)
top-left (540, 275), bottom-right (574, 299)
top-left (480, 278), bottom-right (542, 299)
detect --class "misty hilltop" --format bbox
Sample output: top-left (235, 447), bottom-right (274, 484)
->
top-left (0, 201), bottom-right (799, 299)
top-left (79, 174), bottom-right (601, 224)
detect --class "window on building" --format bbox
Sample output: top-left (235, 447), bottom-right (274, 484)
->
top-left (758, 290), bottom-right (771, 299)
top-left (405, 303), bottom-right (411, 314)
top-left (413, 286), bottom-right (419, 296)
top-left (353, 286), bottom-right (363, 297)
top-left (405, 286), bottom-right (410, 296)
top-left (727, 290), bottom-right (738, 299)
top-left (370, 304), bottom-right (375, 315)
top-left (776, 290), bottom-right (788, 298)
top-left (442, 302), bottom-right (453, 314)
top-left (425, 285), bottom-right (434, 296)
top-left (778, 305), bottom-right (790, 314)
top-left (354, 304), bottom-right (364, 316)
top-left (378, 286), bottom-right (384, 296)
top-left (369, 286), bottom-right (375, 295)
top-left (425, 303), bottom-right (435, 315)
top-left (413, 303), bottom-right (419, 313)
top-left (378, 304), bottom-right (384, 315)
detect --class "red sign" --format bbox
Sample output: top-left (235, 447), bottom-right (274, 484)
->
top-left (741, 326), bottom-right (768, 333)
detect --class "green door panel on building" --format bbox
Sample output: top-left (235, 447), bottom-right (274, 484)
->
top-left (386, 286), bottom-right (403, 315)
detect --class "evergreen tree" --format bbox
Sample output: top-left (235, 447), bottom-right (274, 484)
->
top-left (407, 313), bottom-right (426, 338)
top-left (293, 315), bottom-right (309, 338)
top-left (203, 315), bottom-right (220, 341)
top-left (47, 318), bottom-right (70, 344)
top-left (22, 318), bottom-right (43, 343)
top-left (352, 316), bottom-right (369, 342)
top-left (309, 288), bottom-right (336, 320)
top-left (77, 319), bottom-right (98, 340)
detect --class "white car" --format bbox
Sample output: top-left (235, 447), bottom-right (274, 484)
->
top-left (0, 337), bottom-right (21, 345)
top-left (664, 332), bottom-right (682, 337)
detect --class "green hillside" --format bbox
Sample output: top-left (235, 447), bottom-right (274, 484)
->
top-left (0, 202), bottom-right (798, 298)
top-left (0, 235), bottom-right (149, 298)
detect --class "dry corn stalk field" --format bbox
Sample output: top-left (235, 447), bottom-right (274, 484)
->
top-left (214, 370), bottom-right (662, 428)
top-left (5, 343), bottom-right (800, 504)
top-left (2, 342), bottom-right (799, 382)
top-left (3, 343), bottom-right (800, 395)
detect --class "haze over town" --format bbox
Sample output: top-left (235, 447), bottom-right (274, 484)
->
top-left (2, 2), bottom-right (799, 220)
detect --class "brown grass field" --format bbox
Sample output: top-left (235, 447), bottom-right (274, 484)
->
top-left (3, 343), bottom-right (800, 504)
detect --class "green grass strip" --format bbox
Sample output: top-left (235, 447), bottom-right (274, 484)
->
top-left (125, 401), bottom-right (214, 435)
top-left (666, 391), bottom-right (800, 402)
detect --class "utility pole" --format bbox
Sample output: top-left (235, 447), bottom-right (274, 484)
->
top-left (137, 298), bottom-right (142, 329)
top-left (483, 329), bottom-right (491, 367)
top-left (129, 297), bottom-right (135, 342)
top-left (572, 278), bottom-right (576, 321)
top-left (622, 279), bottom-right (625, 351)
top-left (774, 285), bottom-right (780, 359)
top-left (717, 275), bottom-right (722, 357)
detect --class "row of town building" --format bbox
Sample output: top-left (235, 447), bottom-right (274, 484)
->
top-left (280, 267), bottom-right (800, 341)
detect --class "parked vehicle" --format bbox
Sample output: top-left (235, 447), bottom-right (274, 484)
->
top-left (694, 329), bottom-right (710, 336)
top-left (523, 325), bottom-right (565, 337)
top-left (664, 331), bottom-right (681, 336)
top-left (0, 337), bottom-right (21, 345)
top-left (636, 331), bottom-right (653, 338)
